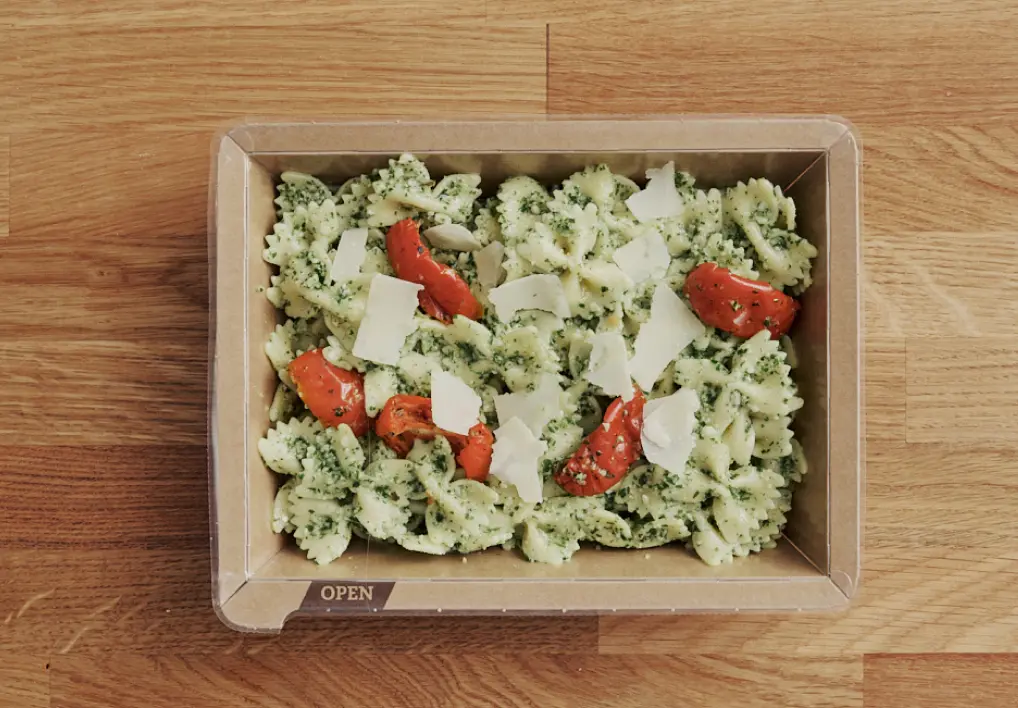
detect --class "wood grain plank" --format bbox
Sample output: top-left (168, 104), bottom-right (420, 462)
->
top-left (0, 278), bottom-right (206, 343)
top-left (547, 16), bottom-right (1018, 126)
top-left (599, 547), bottom-right (1018, 654)
top-left (865, 232), bottom-right (1018, 339)
top-left (0, 341), bottom-right (207, 446)
top-left (3, 130), bottom-right (209, 341)
top-left (0, 446), bottom-right (207, 549)
top-left (49, 652), bottom-right (861, 708)
top-left (0, 25), bottom-right (12, 124)
top-left (868, 444), bottom-right (1018, 549)
top-left (0, 550), bottom-right (597, 655)
top-left (865, 127), bottom-right (1018, 235)
top-left (10, 0), bottom-right (480, 27)
top-left (0, 654), bottom-right (48, 708)
top-left (0, 135), bottom-right (8, 238)
top-left (5, 24), bottom-right (546, 129)
top-left (490, 0), bottom-right (1010, 25)
top-left (906, 338), bottom-right (1018, 444)
top-left (863, 250), bottom-right (906, 340)
top-left (865, 340), bottom-right (906, 444)
top-left (864, 654), bottom-right (1018, 708)
top-left (8, 129), bottom-right (210, 241)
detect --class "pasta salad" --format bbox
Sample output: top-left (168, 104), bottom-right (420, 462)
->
top-left (258, 154), bottom-right (816, 566)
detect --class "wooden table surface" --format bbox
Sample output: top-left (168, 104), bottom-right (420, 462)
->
top-left (2, 1), bottom-right (1017, 706)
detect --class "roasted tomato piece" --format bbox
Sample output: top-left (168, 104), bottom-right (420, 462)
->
top-left (386, 218), bottom-right (482, 322)
top-left (288, 349), bottom-right (370, 436)
top-left (683, 262), bottom-right (799, 338)
top-left (376, 395), bottom-right (493, 479)
top-left (556, 389), bottom-right (645, 496)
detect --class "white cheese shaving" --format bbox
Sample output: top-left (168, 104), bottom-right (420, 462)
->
top-left (629, 284), bottom-right (706, 391)
top-left (490, 416), bottom-right (547, 503)
top-left (430, 369), bottom-right (482, 435)
top-left (625, 161), bottom-right (685, 224)
top-left (474, 242), bottom-right (505, 288)
top-left (423, 223), bottom-right (482, 251)
top-left (329, 228), bottom-right (369, 283)
top-left (494, 374), bottom-right (562, 437)
top-left (585, 332), bottom-right (633, 400)
top-left (487, 274), bottom-right (570, 322)
top-left (611, 230), bottom-right (670, 283)
top-left (643, 415), bottom-right (672, 448)
top-left (352, 275), bottom-right (423, 366)
top-left (640, 388), bottom-right (700, 475)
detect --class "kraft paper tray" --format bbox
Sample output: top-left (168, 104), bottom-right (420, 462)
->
top-left (208, 117), bottom-right (862, 632)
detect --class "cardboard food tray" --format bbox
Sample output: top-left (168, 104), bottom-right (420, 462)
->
top-left (209, 117), bottom-right (862, 632)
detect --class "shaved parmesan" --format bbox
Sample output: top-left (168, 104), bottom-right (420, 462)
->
top-left (612, 230), bottom-right (670, 283)
top-left (423, 223), bottom-right (481, 252)
top-left (629, 284), bottom-right (706, 391)
top-left (625, 162), bottom-right (685, 224)
top-left (585, 332), bottom-right (633, 400)
top-left (474, 242), bottom-right (505, 288)
top-left (430, 370), bottom-right (481, 435)
top-left (641, 389), bottom-right (699, 475)
top-left (352, 275), bottom-right (423, 366)
top-left (494, 374), bottom-right (562, 437)
top-left (329, 228), bottom-right (369, 283)
top-left (642, 413), bottom-right (672, 448)
top-left (490, 417), bottom-right (547, 503)
top-left (487, 274), bottom-right (570, 322)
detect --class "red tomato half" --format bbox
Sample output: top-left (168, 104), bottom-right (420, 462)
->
top-left (455, 423), bottom-right (494, 481)
top-left (386, 219), bottom-right (483, 323)
top-left (555, 388), bottom-right (645, 496)
top-left (375, 394), bottom-right (494, 480)
top-left (417, 289), bottom-right (453, 325)
top-left (374, 395), bottom-right (435, 456)
top-left (683, 262), bottom-right (800, 338)
top-left (288, 349), bottom-right (370, 436)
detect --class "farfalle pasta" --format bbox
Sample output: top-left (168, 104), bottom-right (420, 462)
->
top-left (260, 154), bottom-right (815, 566)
